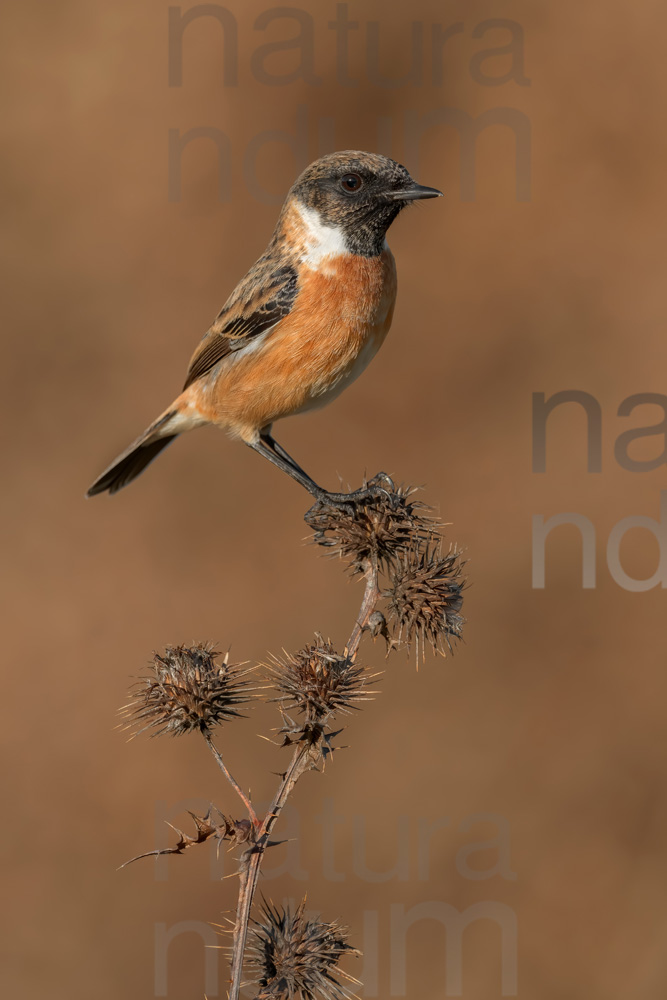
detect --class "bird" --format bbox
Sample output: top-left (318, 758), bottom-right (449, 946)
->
top-left (86, 150), bottom-right (442, 504)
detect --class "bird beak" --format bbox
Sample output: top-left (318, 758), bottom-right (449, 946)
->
top-left (389, 183), bottom-right (443, 202)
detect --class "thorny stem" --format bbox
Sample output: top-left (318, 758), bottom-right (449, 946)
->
top-left (346, 553), bottom-right (381, 659)
top-left (204, 734), bottom-right (259, 828)
top-left (227, 554), bottom-right (381, 1000)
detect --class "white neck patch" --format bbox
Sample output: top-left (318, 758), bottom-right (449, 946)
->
top-left (296, 202), bottom-right (349, 268)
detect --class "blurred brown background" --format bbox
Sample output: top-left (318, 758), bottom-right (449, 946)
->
top-left (3, 1), bottom-right (667, 997)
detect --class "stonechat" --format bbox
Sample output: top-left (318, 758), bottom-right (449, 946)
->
top-left (87, 151), bottom-right (442, 503)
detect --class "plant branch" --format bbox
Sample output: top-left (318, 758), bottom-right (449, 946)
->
top-left (346, 553), bottom-right (380, 659)
top-left (227, 554), bottom-right (380, 1000)
top-left (204, 733), bottom-right (259, 827)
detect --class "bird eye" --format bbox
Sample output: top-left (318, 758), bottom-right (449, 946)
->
top-left (340, 173), bottom-right (363, 193)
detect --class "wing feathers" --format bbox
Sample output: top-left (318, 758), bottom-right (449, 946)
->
top-left (183, 262), bottom-right (298, 390)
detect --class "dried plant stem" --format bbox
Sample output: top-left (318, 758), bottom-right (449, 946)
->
top-left (204, 733), bottom-right (259, 827)
top-left (346, 554), bottom-right (381, 658)
top-left (121, 481), bottom-right (466, 995)
top-left (227, 555), bottom-right (380, 1000)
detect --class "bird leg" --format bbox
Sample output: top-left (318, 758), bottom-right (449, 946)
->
top-left (249, 432), bottom-right (390, 506)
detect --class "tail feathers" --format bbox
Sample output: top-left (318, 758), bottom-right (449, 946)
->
top-left (86, 410), bottom-right (179, 497)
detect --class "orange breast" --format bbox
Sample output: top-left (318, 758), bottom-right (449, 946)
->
top-left (200, 248), bottom-right (397, 440)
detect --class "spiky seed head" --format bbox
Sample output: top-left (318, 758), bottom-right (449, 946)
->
top-left (305, 474), bottom-right (435, 574)
top-left (120, 643), bottom-right (256, 737)
top-left (386, 537), bottom-right (466, 661)
top-left (266, 635), bottom-right (376, 723)
top-left (246, 898), bottom-right (360, 1000)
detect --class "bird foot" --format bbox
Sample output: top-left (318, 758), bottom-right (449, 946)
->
top-left (309, 473), bottom-right (396, 511)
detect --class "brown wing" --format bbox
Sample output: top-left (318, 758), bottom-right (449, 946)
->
top-left (183, 261), bottom-right (299, 390)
